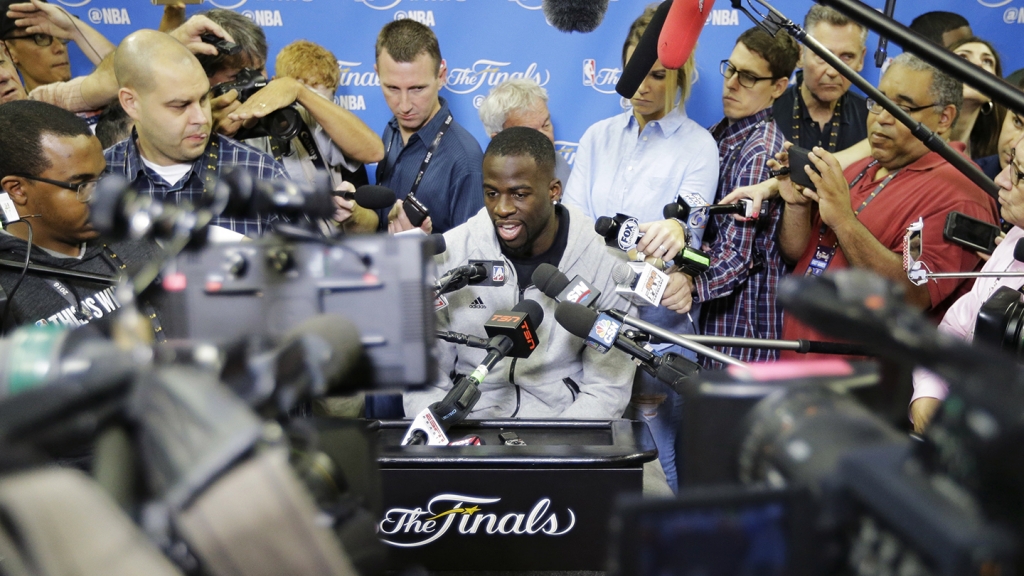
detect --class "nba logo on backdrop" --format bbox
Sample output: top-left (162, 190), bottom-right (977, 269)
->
top-left (581, 60), bottom-right (620, 95)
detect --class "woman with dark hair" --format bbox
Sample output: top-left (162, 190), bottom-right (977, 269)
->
top-left (975, 76), bottom-right (1024, 180)
top-left (562, 4), bottom-right (719, 493)
top-left (948, 37), bottom-right (1004, 162)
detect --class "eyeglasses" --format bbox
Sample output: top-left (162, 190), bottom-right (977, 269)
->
top-left (719, 60), bottom-right (774, 89)
top-left (12, 174), bottom-right (97, 202)
top-left (2, 34), bottom-right (69, 48)
top-left (865, 97), bottom-right (941, 115)
top-left (1009, 149), bottom-right (1024, 187)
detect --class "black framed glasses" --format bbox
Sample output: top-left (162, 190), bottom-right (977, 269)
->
top-left (719, 60), bottom-right (774, 89)
top-left (2, 34), bottom-right (69, 48)
top-left (13, 174), bottom-right (97, 202)
top-left (865, 97), bottom-right (941, 115)
top-left (1010, 149), bottom-right (1024, 187)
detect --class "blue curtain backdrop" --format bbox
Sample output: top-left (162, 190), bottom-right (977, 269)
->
top-left (56, 0), bottom-right (1024, 174)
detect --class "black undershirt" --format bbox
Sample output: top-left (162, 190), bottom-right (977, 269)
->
top-left (507, 205), bottom-right (570, 290)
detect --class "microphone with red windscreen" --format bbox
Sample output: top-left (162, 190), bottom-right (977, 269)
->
top-left (658, 0), bottom-right (717, 70)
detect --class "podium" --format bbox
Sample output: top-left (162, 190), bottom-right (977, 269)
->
top-left (374, 419), bottom-right (656, 571)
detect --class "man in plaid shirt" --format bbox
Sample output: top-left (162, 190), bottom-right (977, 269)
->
top-left (679, 27), bottom-right (800, 367)
top-left (104, 30), bottom-right (287, 237)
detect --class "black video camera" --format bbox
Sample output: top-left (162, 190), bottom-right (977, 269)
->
top-left (211, 68), bottom-right (303, 141)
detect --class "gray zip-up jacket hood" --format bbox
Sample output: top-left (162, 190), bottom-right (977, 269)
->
top-left (404, 204), bottom-right (636, 419)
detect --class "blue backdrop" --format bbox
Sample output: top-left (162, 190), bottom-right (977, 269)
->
top-left (51, 0), bottom-right (1024, 173)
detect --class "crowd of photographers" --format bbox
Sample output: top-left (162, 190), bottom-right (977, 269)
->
top-left (0, 0), bottom-right (1020, 497)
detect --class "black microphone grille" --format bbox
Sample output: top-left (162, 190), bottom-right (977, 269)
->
top-left (1014, 237), bottom-right (1024, 263)
top-left (542, 0), bottom-right (610, 33)
top-left (532, 263), bottom-right (568, 297)
top-left (513, 298), bottom-right (545, 328)
top-left (663, 202), bottom-right (684, 220)
top-left (595, 216), bottom-right (617, 237)
top-left (554, 301), bottom-right (598, 339)
top-left (354, 185), bottom-right (397, 210)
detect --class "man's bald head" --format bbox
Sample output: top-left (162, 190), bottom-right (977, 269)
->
top-left (114, 30), bottom-right (202, 93)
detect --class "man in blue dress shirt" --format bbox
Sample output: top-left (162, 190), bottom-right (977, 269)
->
top-left (345, 20), bottom-right (483, 235)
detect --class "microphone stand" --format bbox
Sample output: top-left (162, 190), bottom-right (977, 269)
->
top-left (684, 334), bottom-right (872, 356)
top-left (730, 0), bottom-right (1000, 199)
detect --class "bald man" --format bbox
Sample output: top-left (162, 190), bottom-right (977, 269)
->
top-left (103, 30), bottom-right (288, 237)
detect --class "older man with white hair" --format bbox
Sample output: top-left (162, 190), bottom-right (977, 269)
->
top-left (478, 78), bottom-right (571, 186)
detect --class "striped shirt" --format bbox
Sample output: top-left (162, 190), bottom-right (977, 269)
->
top-left (695, 108), bottom-right (789, 367)
top-left (104, 132), bottom-right (289, 237)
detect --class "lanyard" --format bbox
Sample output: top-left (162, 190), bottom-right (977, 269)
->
top-left (792, 80), bottom-right (843, 152)
top-left (42, 245), bottom-right (164, 338)
top-left (816, 160), bottom-right (900, 244)
top-left (410, 113), bottom-right (452, 197)
top-left (381, 113), bottom-right (452, 197)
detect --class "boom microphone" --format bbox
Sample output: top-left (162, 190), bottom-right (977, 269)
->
top-left (542, 0), bottom-right (610, 33)
top-left (339, 185), bottom-right (396, 210)
top-left (658, 0), bottom-right (716, 70)
top-left (616, 0), bottom-right (673, 98)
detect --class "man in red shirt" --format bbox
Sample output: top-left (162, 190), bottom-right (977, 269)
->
top-left (777, 52), bottom-right (998, 357)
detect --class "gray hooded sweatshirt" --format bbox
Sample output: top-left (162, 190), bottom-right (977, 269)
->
top-left (404, 204), bottom-right (636, 419)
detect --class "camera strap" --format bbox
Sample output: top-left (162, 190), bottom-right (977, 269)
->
top-left (268, 122), bottom-right (329, 173)
top-left (199, 136), bottom-right (222, 200)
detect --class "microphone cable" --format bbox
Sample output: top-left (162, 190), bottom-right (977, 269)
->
top-left (1, 219), bottom-right (32, 336)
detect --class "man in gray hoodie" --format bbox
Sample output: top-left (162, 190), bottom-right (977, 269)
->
top-left (405, 127), bottom-right (636, 419)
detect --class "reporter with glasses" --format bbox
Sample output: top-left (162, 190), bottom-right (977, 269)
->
top-left (0, 100), bottom-right (160, 331)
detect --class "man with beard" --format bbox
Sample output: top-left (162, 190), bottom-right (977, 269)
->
top-left (405, 127), bottom-right (636, 420)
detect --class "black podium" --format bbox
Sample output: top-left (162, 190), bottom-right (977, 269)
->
top-left (375, 419), bottom-right (656, 571)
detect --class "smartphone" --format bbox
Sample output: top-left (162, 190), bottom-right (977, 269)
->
top-left (788, 145), bottom-right (820, 192)
top-left (944, 211), bottom-right (999, 255)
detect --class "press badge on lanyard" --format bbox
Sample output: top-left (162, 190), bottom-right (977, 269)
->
top-left (805, 245), bottom-right (836, 277)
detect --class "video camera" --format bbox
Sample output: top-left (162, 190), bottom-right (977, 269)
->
top-left (607, 270), bottom-right (1024, 575)
top-left (211, 68), bottom-right (303, 141)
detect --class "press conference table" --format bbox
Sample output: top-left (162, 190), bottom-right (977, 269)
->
top-left (374, 419), bottom-right (656, 571)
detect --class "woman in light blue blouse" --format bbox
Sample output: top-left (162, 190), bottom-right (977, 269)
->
top-left (562, 4), bottom-right (720, 492)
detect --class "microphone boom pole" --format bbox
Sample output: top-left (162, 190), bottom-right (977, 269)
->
top-left (731, 0), bottom-right (1000, 199)
top-left (603, 309), bottom-right (748, 368)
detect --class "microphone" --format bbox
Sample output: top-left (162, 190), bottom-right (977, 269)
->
top-left (555, 301), bottom-right (655, 361)
top-left (658, 0), bottom-right (717, 70)
top-left (663, 198), bottom-right (763, 223)
top-left (434, 260), bottom-right (507, 295)
top-left (483, 299), bottom-right (543, 358)
top-left (595, 213), bottom-right (643, 251)
top-left (554, 301), bottom-right (701, 387)
top-left (335, 185), bottom-right (396, 210)
top-left (612, 261), bottom-right (670, 306)
top-left (401, 334), bottom-right (513, 446)
top-left (531, 263), bottom-right (602, 307)
top-left (542, 0), bottom-right (610, 33)
top-left (616, 0), bottom-right (673, 98)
